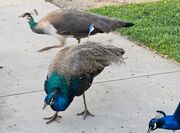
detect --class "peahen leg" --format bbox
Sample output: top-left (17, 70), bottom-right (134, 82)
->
top-left (77, 93), bottom-right (94, 119)
top-left (76, 38), bottom-right (81, 44)
top-left (37, 37), bottom-right (66, 52)
top-left (37, 44), bottom-right (65, 52)
top-left (43, 112), bottom-right (62, 124)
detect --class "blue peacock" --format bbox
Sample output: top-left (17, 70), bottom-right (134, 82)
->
top-left (147, 102), bottom-right (180, 133)
top-left (43, 41), bottom-right (125, 124)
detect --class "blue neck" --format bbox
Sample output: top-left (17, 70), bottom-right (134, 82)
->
top-left (160, 116), bottom-right (180, 130)
top-left (45, 72), bottom-right (69, 94)
top-left (45, 72), bottom-right (75, 111)
top-left (51, 95), bottom-right (70, 111)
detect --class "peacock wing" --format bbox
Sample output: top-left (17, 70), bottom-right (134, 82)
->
top-left (67, 42), bottom-right (125, 96)
top-left (48, 42), bottom-right (125, 96)
top-left (66, 42), bottom-right (125, 75)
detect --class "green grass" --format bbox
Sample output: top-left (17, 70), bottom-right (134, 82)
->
top-left (89, 0), bottom-right (180, 62)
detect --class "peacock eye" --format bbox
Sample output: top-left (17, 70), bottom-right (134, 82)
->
top-left (50, 98), bottom-right (55, 105)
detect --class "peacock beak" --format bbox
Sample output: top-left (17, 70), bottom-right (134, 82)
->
top-left (43, 103), bottom-right (47, 110)
top-left (147, 127), bottom-right (152, 133)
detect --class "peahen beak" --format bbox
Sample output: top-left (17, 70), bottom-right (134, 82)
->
top-left (43, 103), bottom-right (47, 110)
top-left (18, 14), bottom-right (24, 18)
top-left (147, 127), bottom-right (152, 133)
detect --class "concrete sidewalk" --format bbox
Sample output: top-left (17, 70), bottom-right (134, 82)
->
top-left (0, 1), bottom-right (180, 133)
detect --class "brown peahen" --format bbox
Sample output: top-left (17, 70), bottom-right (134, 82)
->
top-left (19, 9), bottom-right (134, 52)
top-left (43, 41), bottom-right (125, 124)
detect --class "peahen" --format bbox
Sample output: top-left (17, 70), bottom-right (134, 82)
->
top-left (147, 102), bottom-right (180, 133)
top-left (43, 41), bottom-right (125, 124)
top-left (19, 9), bottom-right (134, 52)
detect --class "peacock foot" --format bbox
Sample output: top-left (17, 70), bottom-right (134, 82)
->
top-left (77, 109), bottom-right (95, 120)
top-left (43, 112), bottom-right (62, 124)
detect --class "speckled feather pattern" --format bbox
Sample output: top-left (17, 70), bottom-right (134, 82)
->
top-left (48, 41), bottom-right (125, 82)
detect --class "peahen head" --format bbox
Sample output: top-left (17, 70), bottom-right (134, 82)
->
top-left (20, 13), bottom-right (33, 21)
top-left (147, 111), bottom-right (166, 133)
top-left (19, 9), bottom-right (38, 30)
top-left (20, 13), bottom-right (37, 29)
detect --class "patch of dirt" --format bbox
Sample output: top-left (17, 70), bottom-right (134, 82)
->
top-left (45, 0), bottom-right (159, 10)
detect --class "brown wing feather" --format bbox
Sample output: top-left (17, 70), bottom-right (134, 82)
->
top-left (40, 9), bottom-right (133, 38)
top-left (48, 41), bottom-right (125, 81)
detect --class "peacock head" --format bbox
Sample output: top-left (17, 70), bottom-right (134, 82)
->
top-left (43, 89), bottom-right (57, 110)
top-left (148, 118), bottom-right (159, 132)
top-left (147, 111), bottom-right (166, 133)
top-left (43, 89), bottom-right (70, 111)
top-left (19, 9), bottom-right (38, 21)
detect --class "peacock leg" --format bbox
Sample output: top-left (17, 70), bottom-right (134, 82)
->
top-left (77, 93), bottom-right (94, 119)
top-left (43, 112), bottom-right (62, 124)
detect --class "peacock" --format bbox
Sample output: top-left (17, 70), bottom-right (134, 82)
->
top-left (42, 41), bottom-right (125, 124)
top-left (19, 9), bottom-right (134, 52)
top-left (147, 102), bottom-right (180, 133)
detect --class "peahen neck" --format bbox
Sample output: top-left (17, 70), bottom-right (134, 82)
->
top-left (28, 18), bottom-right (37, 31)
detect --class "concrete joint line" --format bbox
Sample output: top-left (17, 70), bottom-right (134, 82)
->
top-left (0, 70), bottom-right (180, 98)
